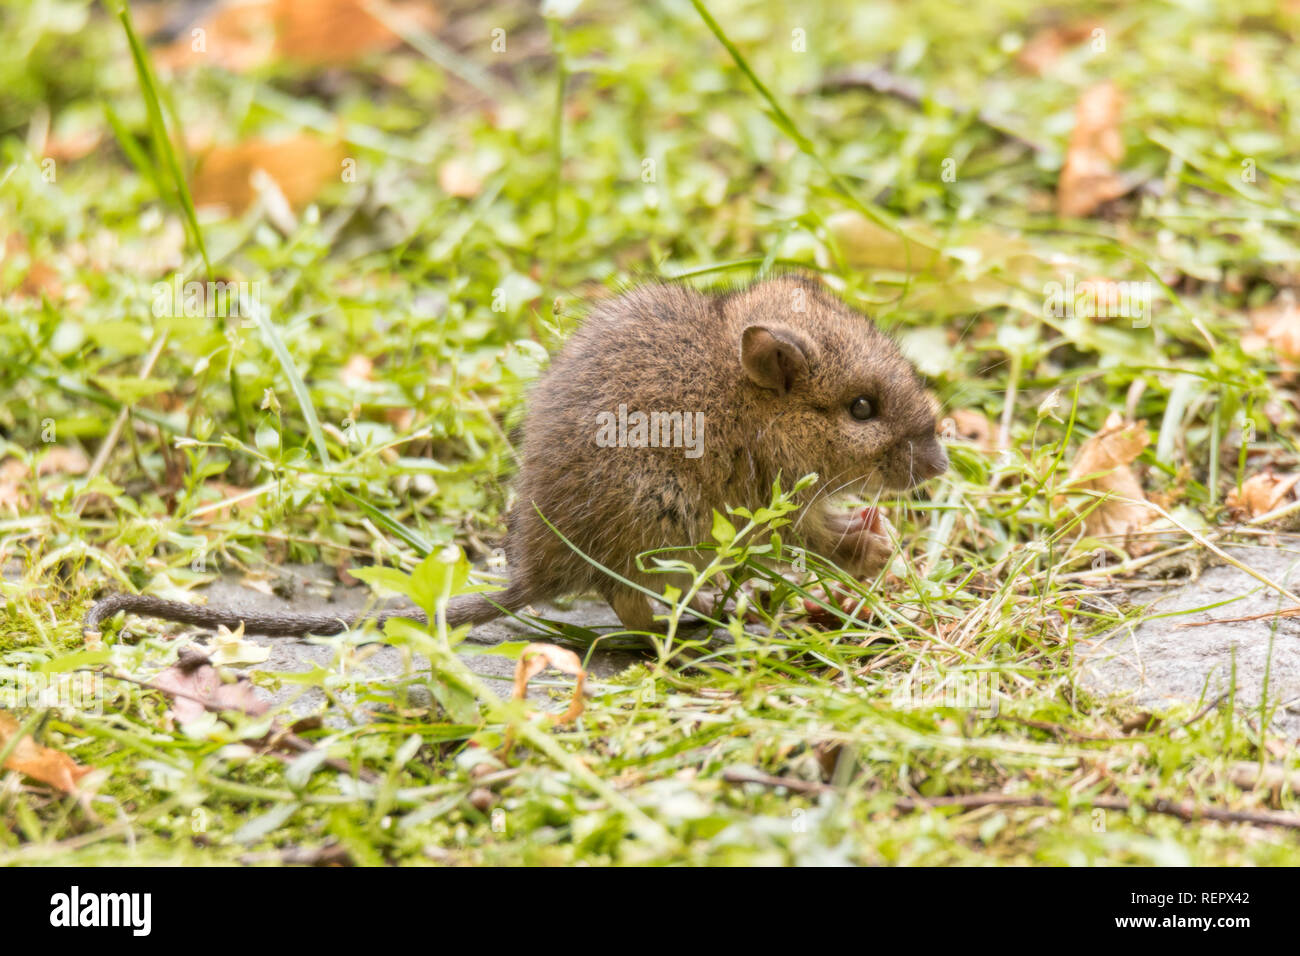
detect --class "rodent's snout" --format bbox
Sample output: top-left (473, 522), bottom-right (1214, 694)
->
top-left (911, 436), bottom-right (948, 482)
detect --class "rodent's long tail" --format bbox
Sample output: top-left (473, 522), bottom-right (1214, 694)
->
top-left (82, 587), bottom-right (530, 639)
top-left (444, 588), bottom-right (532, 628)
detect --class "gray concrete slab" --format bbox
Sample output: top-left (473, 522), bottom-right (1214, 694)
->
top-left (1078, 544), bottom-right (1300, 739)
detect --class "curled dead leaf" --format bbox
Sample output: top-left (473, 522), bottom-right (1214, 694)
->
top-left (1249, 293), bottom-right (1300, 362)
top-left (1016, 21), bottom-right (1102, 76)
top-left (192, 136), bottom-right (348, 213)
top-left (274, 0), bottom-right (440, 64)
top-left (157, 0), bottom-right (442, 72)
top-left (1226, 471), bottom-right (1300, 520)
top-left (37, 446), bottom-right (90, 477)
top-left (1064, 411), bottom-right (1153, 550)
top-left (512, 643), bottom-right (586, 725)
top-left (1058, 82), bottom-right (1128, 218)
top-left (0, 708), bottom-right (93, 793)
top-left (0, 459), bottom-right (27, 512)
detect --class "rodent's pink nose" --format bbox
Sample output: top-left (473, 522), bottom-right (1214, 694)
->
top-left (914, 439), bottom-right (948, 480)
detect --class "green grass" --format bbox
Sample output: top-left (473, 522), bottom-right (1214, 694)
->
top-left (2, 0), bottom-right (1300, 864)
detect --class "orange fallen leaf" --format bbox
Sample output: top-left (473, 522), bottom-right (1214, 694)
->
top-left (384, 406), bottom-right (415, 431)
top-left (1017, 21), bottom-right (1101, 76)
top-left (1225, 38), bottom-right (1271, 110)
top-left (37, 446), bottom-right (90, 477)
top-left (191, 136), bottom-right (348, 213)
top-left (157, 0), bottom-right (441, 72)
top-left (4, 234), bottom-right (63, 302)
top-left (0, 451), bottom-right (85, 511)
top-left (939, 408), bottom-right (997, 453)
top-left (512, 643), bottom-right (586, 725)
top-left (192, 481), bottom-right (266, 525)
top-left (44, 124), bottom-right (104, 163)
top-left (1226, 471), bottom-right (1300, 520)
top-left (0, 459), bottom-right (27, 512)
top-left (1058, 82), bottom-right (1128, 218)
top-left (0, 708), bottom-right (93, 793)
top-left (438, 157), bottom-right (483, 198)
top-left (1249, 293), bottom-right (1300, 362)
top-left (1074, 276), bottom-right (1147, 321)
top-left (1064, 411), bottom-right (1153, 548)
top-left (155, 0), bottom-right (276, 72)
top-left (340, 354), bottom-right (374, 389)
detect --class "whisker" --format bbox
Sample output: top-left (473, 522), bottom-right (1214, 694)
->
top-left (792, 467), bottom-right (854, 532)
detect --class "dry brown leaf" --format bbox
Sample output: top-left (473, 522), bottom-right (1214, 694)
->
top-left (1225, 39), bottom-right (1271, 109)
top-left (44, 125), bottom-right (104, 163)
top-left (340, 354), bottom-right (374, 388)
top-left (1120, 711), bottom-right (1159, 734)
top-left (1065, 411), bottom-right (1153, 547)
top-left (1226, 471), bottom-right (1300, 520)
top-left (0, 459), bottom-right (28, 512)
top-left (1074, 276), bottom-right (1142, 321)
top-left (1228, 760), bottom-right (1300, 794)
top-left (437, 158), bottom-right (483, 199)
top-left (939, 408), bottom-right (997, 453)
top-left (37, 446), bottom-right (90, 477)
top-left (157, 0), bottom-right (441, 72)
top-left (0, 708), bottom-right (93, 793)
top-left (152, 648), bottom-right (270, 724)
top-left (192, 481), bottom-right (264, 525)
top-left (384, 407), bottom-right (415, 431)
top-left (0, 452), bottom-right (83, 510)
top-left (191, 136), bottom-right (348, 213)
top-left (1249, 294), bottom-right (1300, 362)
top-left (1057, 82), bottom-right (1128, 218)
top-left (4, 234), bottom-right (63, 301)
top-left (1016, 21), bottom-right (1101, 75)
top-left (155, 0), bottom-right (276, 72)
top-left (274, 0), bottom-right (440, 64)
top-left (512, 643), bottom-right (586, 725)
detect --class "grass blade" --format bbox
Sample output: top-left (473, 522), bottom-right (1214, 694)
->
top-left (252, 306), bottom-right (333, 467)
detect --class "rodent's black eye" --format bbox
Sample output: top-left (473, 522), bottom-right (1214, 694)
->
top-left (849, 397), bottom-right (876, 421)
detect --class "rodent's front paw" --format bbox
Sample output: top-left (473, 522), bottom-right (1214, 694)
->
top-left (823, 506), bottom-right (896, 578)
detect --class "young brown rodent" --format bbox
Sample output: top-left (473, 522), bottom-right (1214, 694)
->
top-left (84, 275), bottom-right (947, 639)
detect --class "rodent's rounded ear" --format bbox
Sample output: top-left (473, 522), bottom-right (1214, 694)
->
top-left (740, 325), bottom-right (812, 396)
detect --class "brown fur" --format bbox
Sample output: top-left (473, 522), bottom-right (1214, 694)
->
top-left (466, 275), bottom-right (946, 631)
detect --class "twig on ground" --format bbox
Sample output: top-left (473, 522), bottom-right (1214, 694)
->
top-left (892, 792), bottom-right (1300, 830)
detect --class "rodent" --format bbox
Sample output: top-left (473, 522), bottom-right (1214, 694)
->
top-left (84, 275), bottom-right (947, 640)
